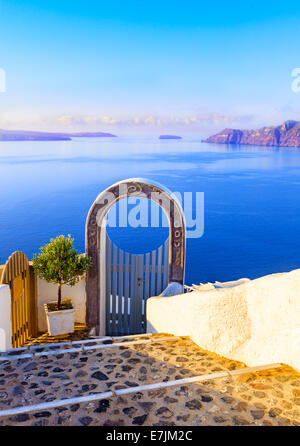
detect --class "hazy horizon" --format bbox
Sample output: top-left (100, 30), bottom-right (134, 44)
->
top-left (1, 1), bottom-right (300, 135)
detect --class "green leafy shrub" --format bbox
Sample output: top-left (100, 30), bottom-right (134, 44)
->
top-left (32, 235), bottom-right (92, 310)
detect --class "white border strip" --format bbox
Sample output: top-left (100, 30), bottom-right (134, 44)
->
top-left (0, 333), bottom-right (156, 354)
top-left (0, 363), bottom-right (282, 417)
top-left (0, 336), bottom-right (180, 361)
top-left (115, 363), bottom-right (282, 395)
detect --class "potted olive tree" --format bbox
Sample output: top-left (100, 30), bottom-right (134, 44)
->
top-left (32, 235), bottom-right (92, 336)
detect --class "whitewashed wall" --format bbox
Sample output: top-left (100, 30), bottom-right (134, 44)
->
top-left (0, 284), bottom-right (12, 349)
top-left (37, 277), bottom-right (86, 332)
top-left (147, 269), bottom-right (300, 372)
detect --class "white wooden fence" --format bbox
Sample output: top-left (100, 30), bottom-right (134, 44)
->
top-left (105, 234), bottom-right (169, 336)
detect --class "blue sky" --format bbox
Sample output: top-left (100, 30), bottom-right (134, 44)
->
top-left (0, 0), bottom-right (300, 134)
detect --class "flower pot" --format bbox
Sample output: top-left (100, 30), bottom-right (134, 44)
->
top-left (44, 302), bottom-right (75, 336)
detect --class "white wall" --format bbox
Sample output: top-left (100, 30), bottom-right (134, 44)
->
top-left (147, 269), bottom-right (300, 372)
top-left (0, 284), bottom-right (12, 349)
top-left (37, 277), bottom-right (86, 332)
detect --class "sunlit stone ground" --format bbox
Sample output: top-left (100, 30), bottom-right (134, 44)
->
top-left (0, 334), bottom-right (299, 426)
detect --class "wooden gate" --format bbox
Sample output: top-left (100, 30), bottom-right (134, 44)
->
top-left (1, 251), bottom-right (37, 348)
top-left (105, 234), bottom-right (169, 336)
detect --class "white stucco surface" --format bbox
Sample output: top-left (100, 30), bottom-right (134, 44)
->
top-left (37, 277), bottom-right (86, 332)
top-left (147, 269), bottom-right (300, 372)
top-left (0, 285), bottom-right (12, 349)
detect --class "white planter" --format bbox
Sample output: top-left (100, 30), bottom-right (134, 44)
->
top-left (44, 303), bottom-right (75, 336)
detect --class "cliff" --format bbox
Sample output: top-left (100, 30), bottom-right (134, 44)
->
top-left (0, 129), bottom-right (117, 141)
top-left (203, 120), bottom-right (300, 147)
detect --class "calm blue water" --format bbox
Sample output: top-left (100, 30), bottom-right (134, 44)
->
top-left (1, 136), bottom-right (300, 285)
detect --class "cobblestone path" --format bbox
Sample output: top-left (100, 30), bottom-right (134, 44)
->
top-left (0, 334), bottom-right (299, 426)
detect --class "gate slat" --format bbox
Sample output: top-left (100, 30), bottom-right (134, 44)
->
top-left (143, 253), bottom-right (150, 329)
top-left (129, 255), bottom-right (136, 334)
top-left (135, 254), bottom-right (144, 333)
top-left (16, 293), bottom-right (20, 348)
top-left (18, 252), bottom-right (22, 279)
top-left (105, 236), bottom-right (112, 335)
top-left (111, 243), bottom-right (118, 335)
top-left (20, 270), bottom-right (25, 346)
top-left (117, 249), bottom-right (124, 335)
top-left (163, 238), bottom-right (169, 290)
top-left (24, 266), bottom-right (29, 341)
top-left (22, 280), bottom-right (26, 346)
top-left (25, 268), bottom-right (30, 339)
top-left (157, 245), bottom-right (163, 294)
top-left (21, 257), bottom-right (26, 345)
top-left (124, 252), bottom-right (130, 335)
top-left (144, 253), bottom-right (150, 300)
top-left (150, 249), bottom-right (156, 296)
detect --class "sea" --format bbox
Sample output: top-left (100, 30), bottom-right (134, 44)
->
top-left (1, 135), bottom-right (300, 285)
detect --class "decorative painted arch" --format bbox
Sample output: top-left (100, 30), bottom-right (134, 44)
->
top-left (85, 178), bottom-right (186, 333)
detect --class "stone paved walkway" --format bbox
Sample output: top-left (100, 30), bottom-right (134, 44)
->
top-left (0, 334), bottom-right (299, 426)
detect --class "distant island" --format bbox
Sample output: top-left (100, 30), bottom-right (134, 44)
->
top-left (0, 129), bottom-right (117, 141)
top-left (203, 120), bottom-right (300, 148)
top-left (159, 135), bottom-right (182, 140)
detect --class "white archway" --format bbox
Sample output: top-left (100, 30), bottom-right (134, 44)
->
top-left (85, 178), bottom-right (186, 334)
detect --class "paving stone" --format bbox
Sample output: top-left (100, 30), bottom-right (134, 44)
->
top-left (23, 362), bottom-right (38, 372)
top-left (138, 402), bottom-right (154, 411)
top-left (12, 385), bottom-right (25, 396)
top-left (70, 404), bottom-right (80, 412)
top-left (232, 415), bottom-right (250, 426)
top-left (177, 415), bottom-right (189, 422)
top-left (91, 371), bottom-right (108, 381)
top-left (156, 407), bottom-right (174, 418)
top-left (164, 396), bottom-right (178, 404)
top-left (94, 399), bottom-right (110, 413)
top-left (106, 381), bottom-right (118, 388)
top-left (75, 370), bottom-right (87, 378)
top-left (124, 381), bottom-right (138, 387)
top-left (200, 395), bottom-right (213, 403)
top-left (176, 356), bottom-right (188, 363)
top-left (79, 416), bottom-right (93, 426)
top-left (132, 414), bottom-right (147, 425)
top-left (185, 399), bottom-right (202, 410)
top-left (122, 407), bottom-right (137, 417)
top-left (153, 420), bottom-right (176, 426)
top-left (214, 416), bottom-right (227, 423)
top-left (14, 414), bottom-right (30, 422)
top-left (57, 415), bottom-right (71, 424)
top-left (269, 408), bottom-right (282, 418)
top-left (33, 411), bottom-right (52, 418)
top-left (232, 401), bottom-right (248, 412)
top-left (34, 389), bottom-right (45, 395)
top-left (251, 409), bottom-right (265, 420)
top-left (122, 365), bottom-right (133, 372)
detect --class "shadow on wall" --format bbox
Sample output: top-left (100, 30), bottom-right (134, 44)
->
top-left (0, 284), bottom-right (12, 349)
top-left (0, 328), bottom-right (6, 350)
